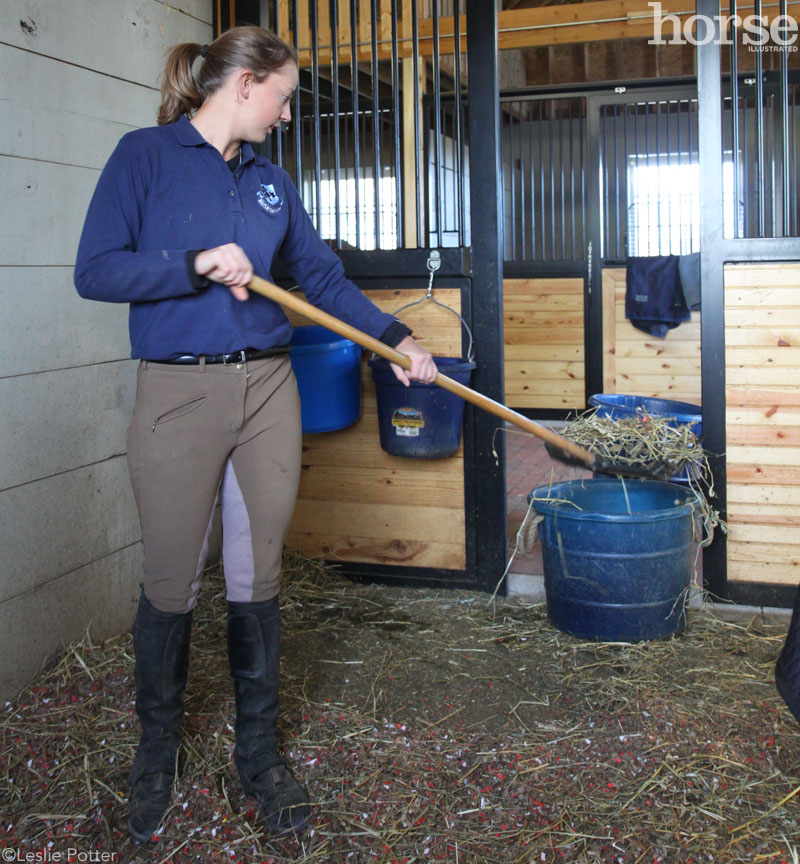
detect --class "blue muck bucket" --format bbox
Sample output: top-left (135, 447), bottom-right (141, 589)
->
top-left (529, 478), bottom-right (698, 642)
top-left (368, 356), bottom-right (476, 458)
top-left (588, 394), bottom-right (701, 436)
top-left (588, 394), bottom-right (702, 484)
top-left (290, 325), bottom-right (361, 433)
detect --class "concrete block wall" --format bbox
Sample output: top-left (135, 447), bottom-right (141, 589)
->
top-left (0, 0), bottom-right (213, 700)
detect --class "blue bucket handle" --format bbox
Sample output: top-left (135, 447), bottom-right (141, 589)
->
top-left (390, 251), bottom-right (475, 363)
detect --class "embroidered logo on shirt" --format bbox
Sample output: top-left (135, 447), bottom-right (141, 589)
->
top-left (257, 183), bottom-right (283, 215)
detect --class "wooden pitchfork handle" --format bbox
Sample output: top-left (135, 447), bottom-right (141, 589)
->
top-left (247, 275), bottom-right (598, 469)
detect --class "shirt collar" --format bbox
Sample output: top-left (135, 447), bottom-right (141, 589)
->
top-left (173, 114), bottom-right (206, 147)
top-left (172, 115), bottom-right (257, 166)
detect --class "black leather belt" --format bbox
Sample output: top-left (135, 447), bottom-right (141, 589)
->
top-left (153, 346), bottom-right (290, 365)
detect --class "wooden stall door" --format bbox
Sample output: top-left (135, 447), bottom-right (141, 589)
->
top-left (503, 277), bottom-right (585, 411)
top-left (285, 288), bottom-right (468, 570)
top-left (725, 263), bottom-right (800, 587)
top-left (602, 268), bottom-right (702, 405)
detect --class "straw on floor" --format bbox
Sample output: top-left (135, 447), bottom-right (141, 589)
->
top-left (2, 554), bottom-right (798, 863)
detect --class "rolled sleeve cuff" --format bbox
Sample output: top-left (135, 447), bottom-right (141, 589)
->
top-left (379, 320), bottom-right (413, 347)
top-left (186, 250), bottom-right (210, 291)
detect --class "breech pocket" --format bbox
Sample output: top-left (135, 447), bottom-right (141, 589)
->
top-left (151, 395), bottom-right (208, 432)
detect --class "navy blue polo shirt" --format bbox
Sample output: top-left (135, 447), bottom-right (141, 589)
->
top-left (74, 115), bottom-right (396, 359)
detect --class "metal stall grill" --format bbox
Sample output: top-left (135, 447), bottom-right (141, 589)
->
top-left (599, 98), bottom-right (701, 260)
top-left (500, 97), bottom-right (587, 263)
top-left (723, 1), bottom-right (800, 240)
top-left (722, 75), bottom-right (800, 240)
top-left (264, 0), bottom-right (470, 251)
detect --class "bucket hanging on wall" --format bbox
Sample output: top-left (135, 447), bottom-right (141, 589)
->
top-left (369, 251), bottom-right (476, 459)
top-left (368, 356), bottom-right (476, 458)
top-left (290, 325), bottom-right (361, 433)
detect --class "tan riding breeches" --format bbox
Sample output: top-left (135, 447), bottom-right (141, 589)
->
top-left (126, 356), bottom-right (302, 614)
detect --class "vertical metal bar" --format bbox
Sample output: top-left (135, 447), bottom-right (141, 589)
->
top-left (655, 101), bottom-right (663, 254)
top-left (696, 0), bottom-right (727, 599)
top-left (585, 91), bottom-right (605, 404)
top-left (684, 99), bottom-right (691, 249)
top-left (509, 105), bottom-right (516, 260)
top-left (754, 0), bottom-right (765, 237)
top-left (794, 84), bottom-right (798, 235)
top-left (453, 0), bottom-right (465, 246)
top-left (743, 83), bottom-right (749, 236)
top-left (331, 0), bottom-right (342, 249)
top-left (601, 106), bottom-right (608, 258)
top-left (549, 100), bottom-right (555, 260)
top-left (520, 102), bottom-right (526, 260)
top-left (583, 98), bottom-right (588, 256)
top-left (432, 0), bottom-right (443, 248)
top-left (411, 0), bottom-right (422, 247)
top-left (529, 101), bottom-right (535, 259)
top-left (342, 97), bottom-right (351, 243)
top-left (644, 102), bottom-right (651, 255)
top-left (623, 103), bottom-right (629, 255)
top-left (634, 103), bottom-right (640, 255)
top-left (369, 0), bottom-right (381, 248)
top-left (666, 100), bottom-right (672, 254)
top-left (559, 100), bottom-right (566, 260)
top-left (779, 0), bottom-right (790, 236)
top-left (677, 99), bottom-right (684, 251)
top-left (349, 0), bottom-right (361, 247)
top-left (391, 0), bottom-right (402, 248)
top-left (768, 88), bottom-right (776, 239)
top-left (291, 0), bottom-right (302, 191)
top-left (360, 108), bottom-right (369, 243)
top-left (311, 0), bottom-right (323, 232)
top-left (465, 0), bottom-right (506, 591)
top-left (539, 99), bottom-right (547, 261)
top-left (570, 100), bottom-right (576, 260)
top-left (729, 0), bottom-right (740, 238)
top-left (614, 104), bottom-right (621, 258)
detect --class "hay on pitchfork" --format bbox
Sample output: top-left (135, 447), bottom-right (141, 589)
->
top-left (558, 408), bottom-right (726, 539)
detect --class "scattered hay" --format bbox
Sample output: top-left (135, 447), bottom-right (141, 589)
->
top-left (2, 554), bottom-right (799, 863)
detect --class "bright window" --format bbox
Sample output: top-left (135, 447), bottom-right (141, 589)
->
top-left (309, 174), bottom-right (398, 251)
top-left (627, 157), bottom-right (740, 256)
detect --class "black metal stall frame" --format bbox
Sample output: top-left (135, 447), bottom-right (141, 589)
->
top-left (697, 0), bottom-right (799, 608)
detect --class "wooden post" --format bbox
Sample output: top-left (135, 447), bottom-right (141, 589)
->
top-left (298, 0), bottom-right (309, 52)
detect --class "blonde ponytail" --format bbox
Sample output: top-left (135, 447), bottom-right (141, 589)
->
top-left (156, 27), bottom-right (297, 125)
top-left (157, 43), bottom-right (205, 125)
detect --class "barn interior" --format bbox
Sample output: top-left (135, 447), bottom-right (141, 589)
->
top-left (2, 0), bottom-right (800, 859)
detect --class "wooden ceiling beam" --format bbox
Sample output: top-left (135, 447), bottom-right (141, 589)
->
top-left (288, 0), bottom-right (800, 67)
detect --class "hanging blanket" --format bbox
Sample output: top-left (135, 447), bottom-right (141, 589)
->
top-left (625, 255), bottom-right (690, 338)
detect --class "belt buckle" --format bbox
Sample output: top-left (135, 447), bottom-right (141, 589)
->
top-left (223, 350), bottom-right (246, 367)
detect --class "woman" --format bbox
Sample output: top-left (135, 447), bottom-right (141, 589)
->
top-left (74, 26), bottom-right (437, 842)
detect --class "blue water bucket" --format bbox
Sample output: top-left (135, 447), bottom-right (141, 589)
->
top-left (290, 326), bottom-right (361, 433)
top-left (368, 356), bottom-right (476, 458)
top-left (529, 478), bottom-right (698, 642)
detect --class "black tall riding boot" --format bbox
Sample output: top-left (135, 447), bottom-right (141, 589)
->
top-left (775, 585), bottom-right (800, 725)
top-left (128, 590), bottom-right (192, 842)
top-left (227, 598), bottom-right (310, 835)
